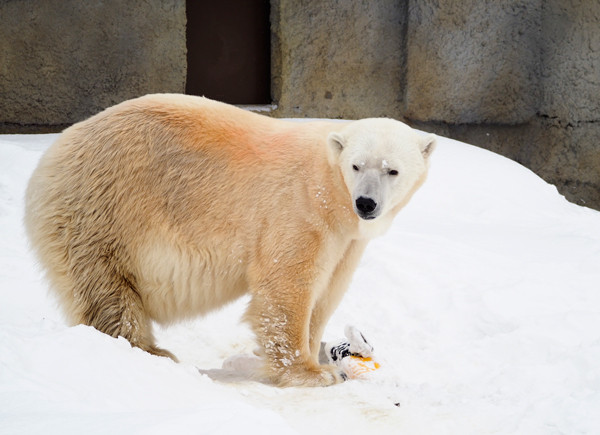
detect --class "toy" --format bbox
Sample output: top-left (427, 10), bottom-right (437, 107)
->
top-left (321, 325), bottom-right (381, 380)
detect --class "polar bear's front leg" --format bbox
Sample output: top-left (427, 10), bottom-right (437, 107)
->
top-left (246, 292), bottom-right (344, 387)
top-left (244, 236), bottom-right (345, 387)
top-left (309, 240), bottom-right (368, 360)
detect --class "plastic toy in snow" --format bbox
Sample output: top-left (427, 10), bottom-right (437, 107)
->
top-left (321, 325), bottom-right (381, 380)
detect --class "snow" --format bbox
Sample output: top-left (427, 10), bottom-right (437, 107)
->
top-left (2, 130), bottom-right (600, 434)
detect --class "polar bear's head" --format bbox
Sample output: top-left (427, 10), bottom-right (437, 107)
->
top-left (327, 118), bottom-right (436, 224)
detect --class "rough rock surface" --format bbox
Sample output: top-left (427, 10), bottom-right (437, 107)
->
top-left (540, 0), bottom-right (600, 123)
top-left (404, 0), bottom-right (542, 124)
top-left (0, 0), bottom-right (186, 128)
top-left (271, 0), bottom-right (407, 119)
top-left (0, 0), bottom-right (598, 209)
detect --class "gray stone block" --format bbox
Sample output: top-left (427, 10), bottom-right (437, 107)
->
top-left (540, 0), bottom-right (600, 122)
top-left (405, 0), bottom-right (542, 124)
top-left (0, 0), bottom-right (186, 126)
top-left (534, 120), bottom-right (600, 207)
top-left (272, 0), bottom-right (406, 119)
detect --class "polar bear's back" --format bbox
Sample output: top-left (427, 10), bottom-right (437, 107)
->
top-left (23, 94), bottom-right (338, 324)
top-left (26, 94), bottom-right (318, 234)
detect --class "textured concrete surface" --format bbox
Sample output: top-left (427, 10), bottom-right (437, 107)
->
top-left (404, 0), bottom-right (542, 124)
top-left (271, 0), bottom-right (407, 119)
top-left (398, 0), bottom-right (599, 208)
top-left (0, 0), bottom-right (186, 127)
top-left (0, 0), bottom-right (598, 209)
top-left (539, 0), bottom-right (600, 122)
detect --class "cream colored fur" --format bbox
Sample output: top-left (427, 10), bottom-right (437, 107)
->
top-left (24, 94), bottom-right (434, 387)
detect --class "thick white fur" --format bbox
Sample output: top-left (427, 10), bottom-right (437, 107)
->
top-left (24, 94), bottom-right (435, 387)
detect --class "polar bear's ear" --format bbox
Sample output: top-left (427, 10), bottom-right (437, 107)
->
top-left (420, 134), bottom-right (437, 160)
top-left (327, 132), bottom-right (346, 163)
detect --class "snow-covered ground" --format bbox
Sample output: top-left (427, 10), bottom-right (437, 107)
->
top-left (1, 130), bottom-right (599, 434)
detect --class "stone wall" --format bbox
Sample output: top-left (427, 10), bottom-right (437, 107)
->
top-left (271, 0), bottom-right (407, 119)
top-left (0, 0), bottom-right (186, 132)
top-left (272, 0), bottom-right (600, 209)
top-left (405, 0), bottom-right (542, 125)
top-left (0, 0), bottom-right (598, 209)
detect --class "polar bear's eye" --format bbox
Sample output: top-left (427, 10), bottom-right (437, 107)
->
top-left (388, 169), bottom-right (399, 176)
top-left (352, 165), bottom-right (359, 172)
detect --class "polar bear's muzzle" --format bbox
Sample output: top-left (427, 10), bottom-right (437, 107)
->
top-left (355, 196), bottom-right (379, 220)
top-left (352, 169), bottom-right (383, 220)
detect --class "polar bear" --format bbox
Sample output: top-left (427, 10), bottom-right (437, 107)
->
top-left (25, 94), bottom-right (435, 387)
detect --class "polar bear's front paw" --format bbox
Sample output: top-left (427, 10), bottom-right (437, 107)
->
top-left (274, 363), bottom-right (346, 387)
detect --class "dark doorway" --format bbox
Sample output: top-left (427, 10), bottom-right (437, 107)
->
top-left (185, 0), bottom-right (271, 104)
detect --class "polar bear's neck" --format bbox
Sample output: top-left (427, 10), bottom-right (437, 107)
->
top-left (357, 214), bottom-right (394, 239)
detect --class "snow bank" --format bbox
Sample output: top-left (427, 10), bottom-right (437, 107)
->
top-left (1, 132), bottom-right (599, 434)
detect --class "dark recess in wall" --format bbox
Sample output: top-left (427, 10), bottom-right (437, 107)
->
top-left (185, 0), bottom-right (271, 104)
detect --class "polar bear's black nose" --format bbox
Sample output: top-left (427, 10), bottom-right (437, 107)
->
top-left (356, 196), bottom-right (377, 214)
